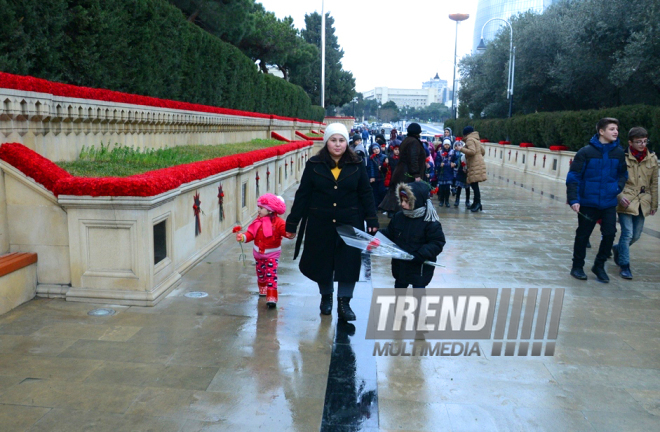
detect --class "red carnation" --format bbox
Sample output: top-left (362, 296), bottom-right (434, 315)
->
top-left (232, 226), bottom-right (242, 233)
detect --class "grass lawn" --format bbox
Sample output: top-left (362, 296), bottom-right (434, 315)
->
top-left (57, 139), bottom-right (284, 177)
top-left (307, 133), bottom-right (323, 138)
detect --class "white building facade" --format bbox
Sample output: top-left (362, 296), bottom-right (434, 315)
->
top-left (363, 87), bottom-right (439, 108)
top-left (363, 73), bottom-right (455, 108)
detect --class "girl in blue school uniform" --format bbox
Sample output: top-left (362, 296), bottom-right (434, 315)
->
top-left (434, 139), bottom-right (455, 208)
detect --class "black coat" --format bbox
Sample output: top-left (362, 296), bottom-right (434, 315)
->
top-left (286, 155), bottom-right (379, 284)
top-left (389, 136), bottom-right (427, 188)
top-left (380, 213), bottom-right (445, 287)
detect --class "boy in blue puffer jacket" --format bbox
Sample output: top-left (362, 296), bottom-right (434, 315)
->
top-left (367, 143), bottom-right (387, 207)
top-left (566, 118), bottom-right (627, 283)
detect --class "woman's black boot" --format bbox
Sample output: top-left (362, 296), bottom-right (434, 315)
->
top-left (320, 294), bottom-right (333, 315)
top-left (337, 297), bottom-right (356, 321)
top-left (470, 202), bottom-right (483, 212)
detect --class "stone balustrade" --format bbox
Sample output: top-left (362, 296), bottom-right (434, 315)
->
top-left (323, 116), bottom-right (354, 132)
top-left (0, 88), bottom-right (318, 161)
top-left (0, 144), bottom-right (311, 306)
top-left (483, 143), bottom-right (575, 181)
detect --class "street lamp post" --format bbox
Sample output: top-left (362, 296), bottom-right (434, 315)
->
top-left (449, 13), bottom-right (470, 120)
top-left (476, 18), bottom-right (515, 118)
top-left (351, 96), bottom-right (358, 119)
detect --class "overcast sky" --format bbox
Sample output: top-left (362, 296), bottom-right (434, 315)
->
top-left (257, 0), bottom-right (479, 94)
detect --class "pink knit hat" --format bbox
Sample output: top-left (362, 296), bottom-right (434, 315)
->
top-left (257, 193), bottom-right (286, 215)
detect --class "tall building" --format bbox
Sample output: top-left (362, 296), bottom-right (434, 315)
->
top-left (422, 73), bottom-right (450, 105)
top-left (472, 0), bottom-right (555, 53)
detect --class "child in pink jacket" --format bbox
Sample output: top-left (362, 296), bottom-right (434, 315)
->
top-left (236, 194), bottom-right (287, 308)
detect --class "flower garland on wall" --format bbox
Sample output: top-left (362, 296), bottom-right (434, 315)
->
top-left (0, 72), bottom-right (326, 127)
top-left (0, 141), bottom-right (312, 197)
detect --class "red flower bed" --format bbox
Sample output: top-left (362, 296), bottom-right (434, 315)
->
top-left (519, 143), bottom-right (535, 147)
top-left (0, 72), bottom-right (325, 126)
top-left (498, 141), bottom-right (511, 145)
top-left (295, 131), bottom-right (323, 141)
top-left (0, 143), bottom-right (72, 191)
top-left (271, 132), bottom-right (291, 142)
top-left (549, 145), bottom-right (568, 151)
top-left (480, 139), bottom-right (489, 143)
top-left (0, 141), bottom-right (312, 197)
top-left (455, 137), bottom-right (463, 141)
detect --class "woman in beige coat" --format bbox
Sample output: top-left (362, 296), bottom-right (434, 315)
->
top-left (460, 126), bottom-right (487, 212)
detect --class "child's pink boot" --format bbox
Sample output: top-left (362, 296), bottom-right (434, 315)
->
top-left (258, 283), bottom-right (267, 297)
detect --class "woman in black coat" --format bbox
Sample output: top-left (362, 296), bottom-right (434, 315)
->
top-left (378, 123), bottom-right (427, 215)
top-left (286, 123), bottom-right (379, 321)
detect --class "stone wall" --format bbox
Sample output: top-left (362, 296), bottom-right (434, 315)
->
top-left (0, 88), bottom-right (319, 162)
top-left (483, 143), bottom-right (575, 181)
top-left (0, 145), bottom-right (310, 306)
top-left (323, 117), bottom-right (354, 132)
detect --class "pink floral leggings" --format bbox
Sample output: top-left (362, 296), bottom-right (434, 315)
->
top-left (255, 257), bottom-right (278, 291)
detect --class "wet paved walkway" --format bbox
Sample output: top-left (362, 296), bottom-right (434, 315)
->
top-left (0, 163), bottom-right (659, 431)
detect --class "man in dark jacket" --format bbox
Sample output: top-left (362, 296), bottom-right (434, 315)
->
top-left (378, 123), bottom-right (427, 214)
top-left (380, 182), bottom-right (445, 288)
top-left (566, 118), bottom-right (627, 282)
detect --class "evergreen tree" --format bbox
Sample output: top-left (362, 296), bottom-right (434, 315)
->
top-left (292, 12), bottom-right (355, 107)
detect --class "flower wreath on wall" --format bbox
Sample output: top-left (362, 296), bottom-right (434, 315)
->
top-left (193, 192), bottom-right (202, 236)
top-left (217, 184), bottom-right (225, 222)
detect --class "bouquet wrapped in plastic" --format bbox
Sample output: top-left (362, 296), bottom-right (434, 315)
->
top-left (336, 225), bottom-right (444, 267)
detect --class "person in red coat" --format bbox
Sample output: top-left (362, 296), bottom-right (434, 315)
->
top-left (236, 194), bottom-right (288, 308)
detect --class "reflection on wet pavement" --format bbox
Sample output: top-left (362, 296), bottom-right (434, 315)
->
top-left (0, 163), bottom-right (658, 431)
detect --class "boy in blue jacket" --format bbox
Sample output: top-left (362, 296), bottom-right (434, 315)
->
top-left (566, 118), bottom-right (627, 282)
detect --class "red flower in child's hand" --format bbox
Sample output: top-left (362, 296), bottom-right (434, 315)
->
top-left (232, 226), bottom-right (242, 233)
top-left (366, 239), bottom-right (380, 251)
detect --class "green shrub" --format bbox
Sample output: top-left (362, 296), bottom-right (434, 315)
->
top-left (310, 106), bottom-right (326, 122)
top-left (446, 105), bottom-right (660, 152)
top-left (0, 0), bottom-right (317, 120)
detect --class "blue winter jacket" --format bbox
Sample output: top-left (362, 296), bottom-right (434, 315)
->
top-left (566, 135), bottom-right (627, 209)
top-left (367, 153), bottom-right (386, 181)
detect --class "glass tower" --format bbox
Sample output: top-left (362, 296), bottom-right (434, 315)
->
top-left (472, 0), bottom-right (555, 53)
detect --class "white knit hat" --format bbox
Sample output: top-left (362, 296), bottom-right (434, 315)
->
top-left (323, 123), bottom-right (349, 144)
